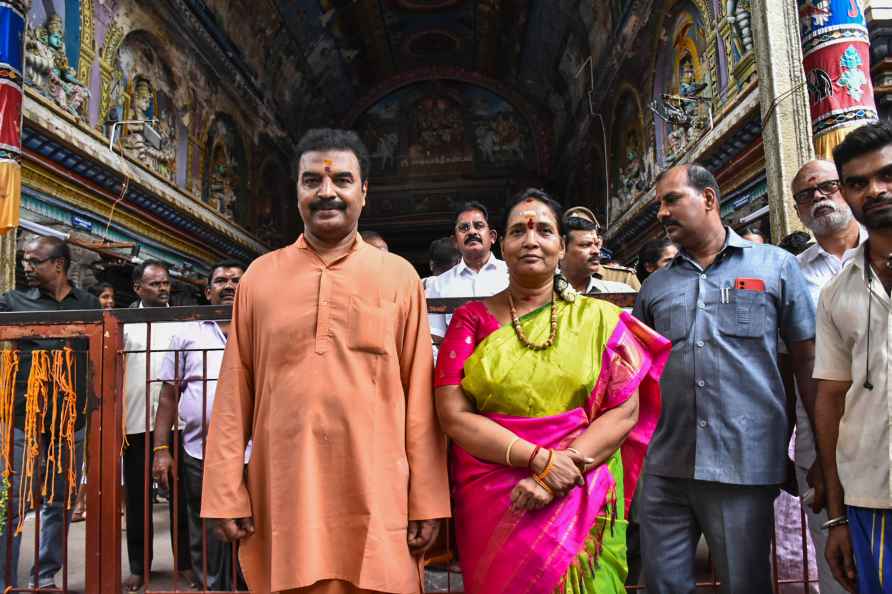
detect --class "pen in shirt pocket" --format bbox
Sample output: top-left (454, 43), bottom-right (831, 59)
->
top-left (720, 282), bottom-right (732, 304)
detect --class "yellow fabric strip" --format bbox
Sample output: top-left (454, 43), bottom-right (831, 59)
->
top-left (0, 163), bottom-right (20, 235)
top-left (814, 125), bottom-right (862, 160)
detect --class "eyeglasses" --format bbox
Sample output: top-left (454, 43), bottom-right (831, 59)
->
top-left (456, 221), bottom-right (488, 233)
top-left (21, 256), bottom-right (53, 268)
top-left (793, 179), bottom-right (841, 205)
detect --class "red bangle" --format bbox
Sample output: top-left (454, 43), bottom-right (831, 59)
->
top-left (528, 445), bottom-right (541, 470)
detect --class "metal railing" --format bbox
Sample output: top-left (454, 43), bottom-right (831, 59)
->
top-left (0, 300), bottom-right (820, 593)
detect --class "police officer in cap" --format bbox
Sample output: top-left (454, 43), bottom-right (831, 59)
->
top-left (563, 206), bottom-right (641, 290)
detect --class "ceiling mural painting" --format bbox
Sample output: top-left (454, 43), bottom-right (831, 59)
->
top-left (19, 0), bottom-right (744, 271)
top-left (354, 80), bottom-right (537, 183)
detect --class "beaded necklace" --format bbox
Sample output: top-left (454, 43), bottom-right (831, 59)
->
top-left (507, 291), bottom-right (558, 351)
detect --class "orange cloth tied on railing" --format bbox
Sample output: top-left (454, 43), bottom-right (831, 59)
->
top-left (0, 348), bottom-right (78, 534)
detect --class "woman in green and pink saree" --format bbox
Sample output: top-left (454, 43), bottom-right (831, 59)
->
top-left (435, 189), bottom-right (670, 594)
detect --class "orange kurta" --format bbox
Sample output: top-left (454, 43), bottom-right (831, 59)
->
top-left (200, 234), bottom-right (451, 594)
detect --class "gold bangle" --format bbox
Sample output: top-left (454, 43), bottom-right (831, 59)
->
top-left (531, 473), bottom-right (555, 497)
top-left (536, 449), bottom-right (555, 481)
top-left (152, 444), bottom-right (169, 453)
top-left (505, 436), bottom-right (521, 467)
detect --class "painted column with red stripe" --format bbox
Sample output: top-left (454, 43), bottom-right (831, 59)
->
top-left (0, 0), bottom-right (26, 236)
top-left (798, 0), bottom-right (879, 158)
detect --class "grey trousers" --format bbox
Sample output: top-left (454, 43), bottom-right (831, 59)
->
top-left (639, 473), bottom-right (779, 594)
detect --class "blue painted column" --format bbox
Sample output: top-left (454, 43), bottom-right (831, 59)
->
top-left (0, 1), bottom-right (26, 293)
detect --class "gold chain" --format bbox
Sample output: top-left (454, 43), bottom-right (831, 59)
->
top-left (507, 292), bottom-right (558, 351)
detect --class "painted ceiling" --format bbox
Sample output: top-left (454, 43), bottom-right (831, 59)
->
top-left (185, 0), bottom-right (630, 149)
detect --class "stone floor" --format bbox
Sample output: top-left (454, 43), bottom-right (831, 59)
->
top-left (6, 502), bottom-right (758, 593)
top-left (11, 502), bottom-right (469, 593)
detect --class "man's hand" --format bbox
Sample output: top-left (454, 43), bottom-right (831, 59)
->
top-left (407, 519), bottom-right (440, 555)
top-left (806, 461), bottom-right (826, 513)
top-left (151, 449), bottom-right (173, 492)
top-left (213, 518), bottom-right (255, 543)
top-left (825, 524), bottom-right (857, 593)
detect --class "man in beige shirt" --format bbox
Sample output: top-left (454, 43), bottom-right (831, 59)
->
top-left (815, 120), bottom-right (892, 593)
top-left (201, 128), bottom-right (450, 594)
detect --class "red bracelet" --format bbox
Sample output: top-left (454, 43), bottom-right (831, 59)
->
top-left (528, 445), bottom-right (541, 470)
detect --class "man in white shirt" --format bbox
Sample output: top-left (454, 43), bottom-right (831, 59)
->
top-left (122, 260), bottom-right (192, 591)
top-left (814, 120), bottom-right (892, 593)
top-left (153, 260), bottom-right (248, 591)
top-left (426, 201), bottom-right (508, 343)
top-left (787, 159), bottom-right (865, 594)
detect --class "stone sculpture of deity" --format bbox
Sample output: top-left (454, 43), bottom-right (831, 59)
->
top-left (207, 153), bottom-right (238, 220)
top-left (24, 14), bottom-right (90, 117)
top-left (121, 80), bottom-right (176, 181)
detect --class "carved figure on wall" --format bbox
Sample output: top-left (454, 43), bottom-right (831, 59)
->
top-left (652, 46), bottom-right (711, 163)
top-left (726, 0), bottom-right (754, 53)
top-left (120, 79), bottom-right (176, 182)
top-left (24, 13), bottom-right (89, 117)
top-left (611, 89), bottom-right (651, 217)
top-left (208, 160), bottom-right (237, 219)
top-left (205, 118), bottom-right (243, 222)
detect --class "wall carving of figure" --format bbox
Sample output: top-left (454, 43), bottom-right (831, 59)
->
top-left (651, 14), bottom-right (712, 165)
top-left (203, 117), bottom-right (245, 222)
top-left (119, 78), bottom-right (176, 181)
top-left (24, 13), bottom-right (90, 118)
top-left (610, 87), bottom-right (652, 219)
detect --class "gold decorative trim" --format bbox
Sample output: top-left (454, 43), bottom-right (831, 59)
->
top-left (21, 159), bottom-right (218, 262)
top-left (77, 0), bottom-right (94, 85)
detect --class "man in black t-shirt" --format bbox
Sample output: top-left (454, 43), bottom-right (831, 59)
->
top-left (0, 236), bottom-right (98, 590)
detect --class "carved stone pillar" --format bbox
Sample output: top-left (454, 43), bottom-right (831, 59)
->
top-left (0, 0), bottom-right (30, 293)
top-left (750, 0), bottom-right (813, 239)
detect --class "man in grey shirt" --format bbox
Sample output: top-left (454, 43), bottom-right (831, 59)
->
top-left (633, 164), bottom-right (818, 594)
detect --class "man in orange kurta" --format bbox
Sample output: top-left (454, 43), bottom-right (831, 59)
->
top-left (200, 128), bottom-right (451, 594)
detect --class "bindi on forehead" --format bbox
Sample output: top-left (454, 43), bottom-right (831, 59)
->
top-left (323, 159), bottom-right (333, 173)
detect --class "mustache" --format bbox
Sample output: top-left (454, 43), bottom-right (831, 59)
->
top-left (464, 234), bottom-right (483, 245)
top-left (310, 200), bottom-right (347, 212)
top-left (865, 194), bottom-right (892, 211)
top-left (660, 218), bottom-right (681, 229)
top-left (810, 200), bottom-right (839, 217)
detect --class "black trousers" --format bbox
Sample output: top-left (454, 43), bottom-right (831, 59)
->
top-left (182, 452), bottom-right (246, 591)
top-left (122, 431), bottom-right (191, 576)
